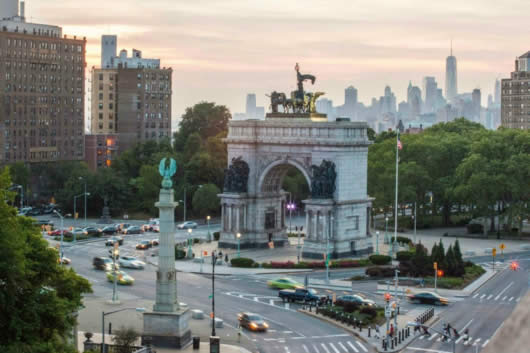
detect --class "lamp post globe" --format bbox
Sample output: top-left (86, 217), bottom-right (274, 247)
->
top-left (236, 232), bottom-right (241, 258)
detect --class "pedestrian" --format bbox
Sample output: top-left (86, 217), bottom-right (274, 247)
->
top-left (462, 328), bottom-right (469, 343)
top-left (375, 325), bottom-right (381, 339)
top-left (390, 323), bottom-right (394, 338)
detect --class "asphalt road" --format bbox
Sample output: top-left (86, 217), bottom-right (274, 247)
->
top-left (59, 232), bottom-right (376, 353)
top-left (402, 252), bottom-right (530, 353)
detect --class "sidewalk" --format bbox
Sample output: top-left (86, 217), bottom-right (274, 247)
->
top-left (299, 306), bottom-right (436, 353)
top-left (76, 296), bottom-right (257, 353)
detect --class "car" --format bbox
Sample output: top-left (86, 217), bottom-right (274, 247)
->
top-left (136, 240), bottom-right (152, 250)
top-left (267, 277), bottom-right (304, 289)
top-left (150, 238), bottom-right (159, 246)
top-left (72, 228), bottom-right (88, 236)
top-left (152, 225), bottom-right (160, 233)
top-left (123, 225), bottom-right (143, 235)
top-left (27, 208), bottom-right (42, 216)
top-left (117, 223), bottom-right (131, 233)
top-left (106, 270), bottom-right (134, 285)
top-left (105, 236), bottom-right (124, 246)
top-left (278, 288), bottom-right (326, 304)
top-left (102, 225), bottom-right (118, 235)
top-left (49, 228), bottom-right (72, 237)
top-left (93, 257), bottom-right (119, 271)
top-left (119, 256), bottom-right (145, 269)
top-left (337, 294), bottom-right (376, 307)
top-left (84, 227), bottom-right (102, 236)
top-left (177, 221), bottom-right (198, 230)
top-left (35, 219), bottom-right (54, 226)
top-left (237, 312), bottom-right (269, 332)
top-left (58, 256), bottom-right (71, 265)
top-left (407, 291), bottom-right (449, 306)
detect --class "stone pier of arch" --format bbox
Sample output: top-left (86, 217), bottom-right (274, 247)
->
top-left (218, 113), bottom-right (374, 259)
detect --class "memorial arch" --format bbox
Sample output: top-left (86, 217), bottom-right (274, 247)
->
top-left (218, 115), bottom-right (374, 259)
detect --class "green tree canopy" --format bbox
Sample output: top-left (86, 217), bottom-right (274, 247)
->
top-left (192, 183), bottom-right (221, 217)
top-left (0, 167), bottom-right (92, 353)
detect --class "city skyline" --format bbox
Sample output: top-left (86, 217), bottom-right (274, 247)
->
top-left (26, 0), bottom-right (523, 116)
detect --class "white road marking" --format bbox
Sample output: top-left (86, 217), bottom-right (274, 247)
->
top-left (419, 335), bottom-right (425, 340)
top-left (407, 348), bottom-right (454, 353)
top-left (321, 343), bottom-right (331, 353)
top-left (458, 319), bottom-right (474, 334)
top-left (328, 343), bottom-right (340, 353)
top-left (494, 281), bottom-right (514, 300)
top-left (479, 294), bottom-right (486, 299)
top-left (436, 336), bottom-right (442, 342)
top-left (454, 335), bottom-right (465, 344)
top-left (356, 341), bottom-right (368, 352)
top-left (347, 341), bottom-right (359, 352)
top-left (482, 339), bottom-right (490, 347)
top-left (472, 338), bottom-right (481, 346)
top-left (302, 344), bottom-right (310, 353)
top-left (337, 342), bottom-right (348, 352)
top-left (283, 331), bottom-right (293, 334)
top-left (502, 296), bottom-right (507, 301)
top-left (312, 344), bottom-right (321, 353)
top-left (486, 294), bottom-right (493, 300)
top-left (254, 297), bottom-right (258, 301)
top-left (268, 330), bottom-right (277, 333)
top-left (428, 332), bottom-right (438, 341)
top-left (472, 293), bottom-right (479, 298)
top-left (463, 337), bottom-right (473, 345)
top-left (509, 297), bottom-right (514, 302)
top-left (284, 346), bottom-right (291, 353)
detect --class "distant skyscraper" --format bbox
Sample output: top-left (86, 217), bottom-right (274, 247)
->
top-left (494, 79), bottom-right (501, 105)
top-left (246, 94), bottom-right (257, 117)
top-left (472, 89), bottom-right (481, 120)
top-left (487, 94), bottom-right (493, 108)
top-left (101, 35), bottom-right (117, 68)
top-left (345, 86), bottom-right (358, 107)
top-left (422, 77), bottom-right (438, 113)
top-left (445, 44), bottom-right (458, 103)
top-left (407, 82), bottom-right (422, 120)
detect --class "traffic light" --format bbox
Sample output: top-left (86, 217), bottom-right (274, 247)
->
top-left (384, 293), bottom-right (391, 302)
top-left (510, 261), bottom-right (520, 271)
top-left (437, 270), bottom-right (444, 277)
top-left (433, 262), bottom-right (437, 270)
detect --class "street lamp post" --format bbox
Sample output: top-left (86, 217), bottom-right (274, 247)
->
top-left (101, 307), bottom-right (145, 353)
top-left (54, 210), bottom-right (65, 263)
top-left (236, 232), bottom-right (241, 258)
top-left (296, 225), bottom-right (303, 264)
top-left (286, 202), bottom-right (295, 235)
top-left (211, 250), bottom-right (217, 337)
top-left (376, 231), bottom-right (380, 255)
top-left (413, 202), bottom-right (417, 244)
top-left (206, 215), bottom-right (211, 242)
top-left (79, 177), bottom-right (88, 227)
top-left (183, 187), bottom-right (186, 222)
top-left (187, 228), bottom-right (193, 258)
top-left (385, 217), bottom-right (389, 244)
top-left (111, 244), bottom-right (119, 304)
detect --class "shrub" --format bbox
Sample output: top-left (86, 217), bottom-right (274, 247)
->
top-left (213, 231), bottom-right (220, 241)
top-left (343, 301), bottom-right (360, 313)
top-left (174, 246), bottom-right (186, 259)
top-left (230, 257), bottom-right (255, 268)
top-left (396, 251), bottom-right (413, 262)
top-left (193, 238), bottom-right (200, 244)
top-left (466, 223), bottom-right (483, 234)
top-left (369, 254), bottom-right (392, 265)
top-left (392, 236), bottom-right (412, 245)
top-left (360, 305), bottom-right (377, 318)
top-left (351, 275), bottom-right (366, 281)
top-left (365, 267), bottom-right (381, 277)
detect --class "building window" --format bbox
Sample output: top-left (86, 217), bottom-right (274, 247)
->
top-left (99, 73), bottom-right (103, 80)
top-left (99, 113), bottom-right (103, 120)
top-left (353, 216), bottom-right (359, 230)
top-left (99, 93), bottom-right (103, 100)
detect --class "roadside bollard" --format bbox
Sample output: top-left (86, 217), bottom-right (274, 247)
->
top-left (359, 321), bottom-right (363, 332)
top-left (407, 327), bottom-right (410, 337)
top-left (368, 327), bottom-right (371, 337)
top-left (398, 331), bottom-right (401, 343)
top-left (395, 337), bottom-right (398, 346)
top-left (391, 339), bottom-right (394, 349)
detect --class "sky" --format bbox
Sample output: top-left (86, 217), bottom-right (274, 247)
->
top-left (26, 0), bottom-right (528, 121)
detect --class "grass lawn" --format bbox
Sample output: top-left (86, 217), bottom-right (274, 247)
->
top-left (422, 264), bottom-right (485, 289)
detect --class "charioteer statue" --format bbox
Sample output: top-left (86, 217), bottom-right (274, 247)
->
top-left (267, 63), bottom-right (325, 115)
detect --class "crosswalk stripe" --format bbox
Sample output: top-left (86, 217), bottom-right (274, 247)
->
top-left (284, 346), bottom-right (291, 353)
top-left (312, 344), bottom-right (321, 353)
top-left (356, 341), bottom-right (368, 352)
top-left (464, 337), bottom-right (473, 346)
top-left (480, 294), bottom-right (486, 299)
top-left (473, 338), bottom-right (481, 346)
top-left (436, 336), bottom-right (442, 342)
top-left (302, 344), bottom-right (310, 353)
top-left (482, 339), bottom-right (490, 347)
top-left (328, 343), bottom-right (340, 353)
top-left (472, 293), bottom-right (479, 298)
top-left (502, 296), bottom-right (507, 301)
top-left (455, 335), bottom-right (465, 344)
top-left (487, 294), bottom-right (493, 300)
top-left (347, 341), bottom-right (359, 353)
top-left (321, 343), bottom-right (331, 353)
top-left (509, 297), bottom-right (514, 301)
top-left (419, 335), bottom-right (425, 340)
top-left (337, 342), bottom-right (348, 352)
top-left (428, 333), bottom-right (438, 341)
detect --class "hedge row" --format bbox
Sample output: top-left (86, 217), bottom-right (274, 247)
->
top-left (368, 254), bottom-right (392, 265)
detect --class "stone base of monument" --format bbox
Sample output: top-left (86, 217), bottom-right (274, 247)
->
top-left (302, 240), bottom-right (374, 259)
top-left (97, 206), bottom-right (113, 224)
top-left (142, 309), bottom-right (191, 349)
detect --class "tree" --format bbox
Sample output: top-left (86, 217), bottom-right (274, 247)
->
top-left (192, 184), bottom-right (221, 217)
top-left (174, 102), bottom-right (231, 151)
top-left (431, 240), bottom-right (446, 271)
top-left (130, 165), bottom-right (162, 214)
top-left (445, 245), bottom-right (456, 276)
top-left (452, 240), bottom-right (465, 276)
top-left (112, 327), bottom-right (140, 353)
top-left (410, 242), bottom-right (431, 277)
top-left (0, 167), bottom-right (92, 353)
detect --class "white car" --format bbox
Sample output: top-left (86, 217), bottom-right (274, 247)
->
top-left (177, 221), bottom-right (198, 229)
top-left (118, 256), bottom-right (145, 269)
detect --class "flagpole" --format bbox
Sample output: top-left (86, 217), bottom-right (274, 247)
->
top-left (393, 129), bottom-right (399, 258)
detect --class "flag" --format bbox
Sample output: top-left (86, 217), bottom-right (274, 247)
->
top-left (397, 136), bottom-right (403, 150)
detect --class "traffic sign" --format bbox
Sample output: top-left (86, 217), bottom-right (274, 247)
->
top-left (492, 248), bottom-right (497, 257)
top-left (500, 243), bottom-right (505, 250)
